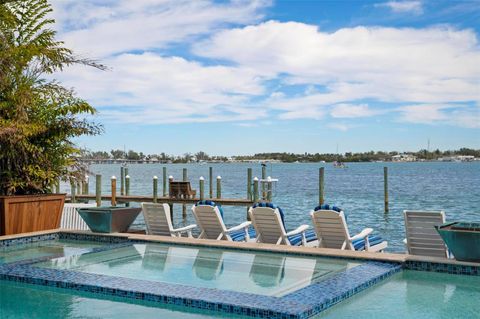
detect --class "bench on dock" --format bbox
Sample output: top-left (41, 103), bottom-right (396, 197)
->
top-left (169, 181), bottom-right (196, 199)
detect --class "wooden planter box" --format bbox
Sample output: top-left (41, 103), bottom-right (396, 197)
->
top-left (0, 194), bottom-right (66, 236)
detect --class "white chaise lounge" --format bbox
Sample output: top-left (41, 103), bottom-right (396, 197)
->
top-left (311, 204), bottom-right (387, 252)
top-left (248, 202), bottom-right (316, 246)
top-left (141, 202), bottom-right (196, 237)
top-left (192, 200), bottom-right (254, 241)
top-left (60, 203), bottom-right (96, 230)
top-left (404, 210), bottom-right (448, 258)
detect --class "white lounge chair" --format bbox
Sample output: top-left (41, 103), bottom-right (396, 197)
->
top-left (60, 203), bottom-right (96, 230)
top-left (310, 205), bottom-right (387, 252)
top-left (191, 200), bottom-right (253, 241)
top-left (141, 202), bottom-right (196, 237)
top-left (248, 203), bottom-right (315, 246)
top-left (404, 210), bottom-right (448, 258)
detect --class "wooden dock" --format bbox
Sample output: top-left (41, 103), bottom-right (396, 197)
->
top-left (70, 194), bottom-right (254, 207)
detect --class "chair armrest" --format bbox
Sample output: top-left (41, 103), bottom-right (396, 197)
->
top-left (350, 228), bottom-right (373, 241)
top-left (172, 224), bottom-right (197, 233)
top-left (286, 224), bottom-right (309, 237)
top-left (226, 221), bottom-right (252, 233)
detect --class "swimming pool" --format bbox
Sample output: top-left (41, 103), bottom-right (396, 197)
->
top-left (1, 231), bottom-right (478, 318)
top-left (35, 243), bottom-right (361, 296)
top-left (316, 270), bottom-right (480, 318)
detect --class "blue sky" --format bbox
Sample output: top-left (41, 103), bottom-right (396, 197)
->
top-left (50, 0), bottom-right (480, 155)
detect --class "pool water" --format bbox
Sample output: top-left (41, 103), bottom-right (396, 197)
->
top-left (0, 240), bottom-right (105, 264)
top-left (0, 281), bottom-right (237, 319)
top-left (315, 270), bottom-right (480, 318)
top-left (35, 243), bottom-right (360, 296)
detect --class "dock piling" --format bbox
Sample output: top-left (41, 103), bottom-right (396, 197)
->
top-left (261, 165), bottom-right (266, 200)
top-left (70, 179), bottom-right (76, 203)
top-left (267, 176), bottom-right (273, 202)
top-left (162, 167), bottom-right (167, 196)
top-left (199, 176), bottom-right (205, 200)
top-left (247, 168), bottom-right (252, 200)
top-left (153, 176), bottom-right (158, 203)
top-left (182, 168), bottom-right (187, 218)
top-left (125, 175), bottom-right (130, 207)
top-left (216, 176), bottom-right (222, 199)
top-left (95, 174), bottom-right (101, 207)
top-left (209, 167), bottom-right (213, 198)
top-left (319, 167), bottom-right (325, 206)
top-left (84, 175), bottom-right (89, 194)
top-left (120, 167), bottom-right (125, 195)
top-left (253, 177), bottom-right (259, 202)
top-left (384, 167), bottom-right (389, 213)
top-left (111, 176), bottom-right (117, 206)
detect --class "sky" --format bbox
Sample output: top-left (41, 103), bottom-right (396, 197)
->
top-left (49, 0), bottom-right (480, 155)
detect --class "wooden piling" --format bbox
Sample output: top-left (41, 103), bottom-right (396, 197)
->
top-left (261, 164), bottom-right (266, 200)
top-left (70, 180), bottom-right (76, 203)
top-left (199, 177), bottom-right (205, 200)
top-left (125, 175), bottom-right (130, 207)
top-left (182, 168), bottom-right (187, 218)
top-left (267, 177), bottom-right (272, 202)
top-left (153, 176), bottom-right (158, 203)
top-left (162, 167), bottom-right (167, 196)
top-left (95, 174), bottom-right (101, 207)
top-left (247, 168), bottom-right (252, 200)
top-left (111, 176), bottom-right (117, 206)
top-left (253, 177), bottom-right (259, 202)
top-left (384, 166), bottom-right (389, 213)
top-left (84, 175), bottom-right (89, 195)
top-left (120, 166), bottom-right (125, 195)
top-left (216, 176), bottom-right (222, 199)
top-left (319, 167), bottom-right (325, 206)
top-left (168, 175), bottom-right (174, 220)
top-left (209, 167), bottom-right (213, 199)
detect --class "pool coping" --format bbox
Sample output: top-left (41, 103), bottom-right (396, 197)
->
top-left (1, 230), bottom-right (479, 318)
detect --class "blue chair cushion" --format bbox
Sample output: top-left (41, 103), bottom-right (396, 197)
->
top-left (253, 202), bottom-right (285, 226)
top-left (288, 229), bottom-right (317, 246)
top-left (196, 200), bottom-right (224, 219)
top-left (313, 204), bottom-right (346, 221)
top-left (352, 235), bottom-right (384, 251)
top-left (230, 227), bottom-right (257, 242)
top-left (253, 202), bottom-right (317, 245)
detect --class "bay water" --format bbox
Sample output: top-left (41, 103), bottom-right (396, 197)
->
top-left (72, 162), bottom-right (480, 252)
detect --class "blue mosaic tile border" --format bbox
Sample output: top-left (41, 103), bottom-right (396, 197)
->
top-left (0, 253), bottom-right (400, 319)
top-left (404, 260), bottom-right (480, 276)
top-left (0, 233), bottom-right (59, 247)
top-left (58, 232), bottom-right (130, 244)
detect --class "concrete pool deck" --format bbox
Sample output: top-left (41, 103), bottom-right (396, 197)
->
top-left (0, 229), bottom-right (479, 318)
top-left (2, 228), bottom-right (480, 269)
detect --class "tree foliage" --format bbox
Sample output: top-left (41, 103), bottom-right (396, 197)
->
top-left (0, 0), bottom-right (105, 195)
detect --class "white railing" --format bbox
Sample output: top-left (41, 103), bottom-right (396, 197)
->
top-left (60, 203), bottom-right (95, 230)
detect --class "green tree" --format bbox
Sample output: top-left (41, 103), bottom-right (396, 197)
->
top-left (0, 0), bottom-right (105, 195)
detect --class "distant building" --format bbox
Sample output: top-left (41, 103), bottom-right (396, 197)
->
top-left (392, 154), bottom-right (417, 162)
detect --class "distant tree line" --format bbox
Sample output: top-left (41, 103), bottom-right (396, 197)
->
top-left (80, 148), bottom-right (480, 163)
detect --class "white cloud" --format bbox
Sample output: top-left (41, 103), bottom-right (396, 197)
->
top-left (47, 2), bottom-right (480, 128)
top-left (399, 104), bottom-right (480, 128)
top-left (51, 0), bottom-right (271, 57)
top-left (194, 21), bottom-right (480, 124)
top-left (375, 1), bottom-right (423, 15)
top-left (55, 52), bottom-right (267, 124)
top-left (328, 123), bottom-right (350, 131)
top-left (330, 104), bottom-right (379, 118)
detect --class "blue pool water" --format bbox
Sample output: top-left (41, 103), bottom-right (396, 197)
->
top-left (316, 270), bottom-right (480, 319)
top-left (0, 240), bottom-right (104, 264)
top-left (71, 162), bottom-right (480, 252)
top-left (35, 242), bottom-right (360, 296)
top-left (0, 281), bottom-right (234, 319)
top-left (1, 268), bottom-right (479, 318)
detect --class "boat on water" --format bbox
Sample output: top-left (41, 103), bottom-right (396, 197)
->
top-left (333, 161), bottom-right (347, 168)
